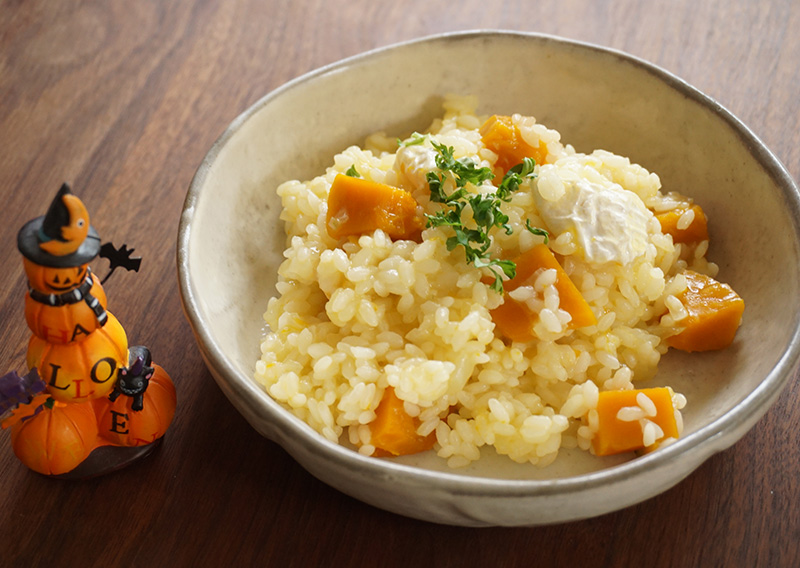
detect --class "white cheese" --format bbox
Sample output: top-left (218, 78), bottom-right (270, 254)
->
top-left (534, 164), bottom-right (652, 265)
top-left (394, 144), bottom-right (438, 191)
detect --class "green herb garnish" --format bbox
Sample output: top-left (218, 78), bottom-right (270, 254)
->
top-left (424, 142), bottom-right (547, 293)
top-left (498, 158), bottom-right (536, 198)
top-left (525, 219), bottom-right (549, 244)
top-left (345, 165), bottom-right (361, 178)
top-left (398, 132), bottom-right (427, 147)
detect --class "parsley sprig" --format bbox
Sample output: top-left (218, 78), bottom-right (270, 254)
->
top-left (398, 132), bottom-right (427, 147)
top-left (424, 142), bottom-right (547, 293)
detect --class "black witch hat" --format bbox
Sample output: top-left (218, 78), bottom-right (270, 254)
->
top-left (17, 183), bottom-right (101, 268)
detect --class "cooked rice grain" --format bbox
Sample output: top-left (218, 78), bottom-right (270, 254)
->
top-left (255, 95), bottom-right (710, 467)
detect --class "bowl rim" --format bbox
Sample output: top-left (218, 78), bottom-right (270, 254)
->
top-left (178, 29), bottom-right (800, 499)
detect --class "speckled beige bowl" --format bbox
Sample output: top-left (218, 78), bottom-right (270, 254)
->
top-left (178, 31), bottom-right (800, 526)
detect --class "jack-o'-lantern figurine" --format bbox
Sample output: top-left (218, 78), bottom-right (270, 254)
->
top-left (1, 183), bottom-right (177, 477)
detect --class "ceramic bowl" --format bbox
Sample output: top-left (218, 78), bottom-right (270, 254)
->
top-left (177, 31), bottom-right (800, 526)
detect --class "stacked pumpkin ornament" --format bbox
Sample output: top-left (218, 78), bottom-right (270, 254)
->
top-left (0, 184), bottom-right (176, 477)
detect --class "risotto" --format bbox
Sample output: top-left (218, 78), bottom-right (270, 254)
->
top-left (255, 95), bottom-right (744, 468)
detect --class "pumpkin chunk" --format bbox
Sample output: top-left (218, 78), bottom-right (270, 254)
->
top-left (370, 387), bottom-right (435, 457)
top-left (326, 174), bottom-right (424, 240)
top-left (592, 387), bottom-right (679, 456)
top-left (480, 115), bottom-right (548, 176)
top-left (491, 244), bottom-right (597, 342)
top-left (666, 270), bottom-right (744, 352)
top-left (656, 204), bottom-right (709, 244)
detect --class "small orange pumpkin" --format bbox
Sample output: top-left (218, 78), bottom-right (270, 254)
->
top-left (24, 270), bottom-right (108, 344)
top-left (11, 398), bottom-right (100, 475)
top-left (27, 312), bottom-right (128, 402)
top-left (23, 257), bottom-right (91, 295)
top-left (95, 363), bottom-right (176, 447)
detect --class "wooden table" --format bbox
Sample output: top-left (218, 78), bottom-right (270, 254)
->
top-left (1, 1), bottom-right (798, 565)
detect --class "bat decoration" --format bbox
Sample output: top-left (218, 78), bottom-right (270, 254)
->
top-left (1, 393), bottom-right (51, 429)
top-left (0, 368), bottom-right (46, 416)
top-left (0, 369), bottom-right (48, 429)
top-left (98, 242), bottom-right (142, 284)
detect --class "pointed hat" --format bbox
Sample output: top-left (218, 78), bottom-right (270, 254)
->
top-left (17, 183), bottom-right (101, 267)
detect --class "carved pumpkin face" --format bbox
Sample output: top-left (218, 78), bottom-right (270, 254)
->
top-left (23, 257), bottom-right (89, 294)
top-left (11, 399), bottom-right (100, 476)
top-left (25, 271), bottom-right (108, 343)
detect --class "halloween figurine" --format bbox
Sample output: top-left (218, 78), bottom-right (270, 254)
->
top-left (0, 183), bottom-right (176, 477)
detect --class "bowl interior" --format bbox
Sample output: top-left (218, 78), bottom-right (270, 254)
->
top-left (181, 32), bottom-right (800, 483)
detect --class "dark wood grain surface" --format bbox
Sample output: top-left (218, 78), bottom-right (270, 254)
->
top-left (2, 1), bottom-right (799, 566)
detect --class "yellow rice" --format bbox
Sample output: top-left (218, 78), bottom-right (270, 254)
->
top-left (255, 95), bottom-right (713, 468)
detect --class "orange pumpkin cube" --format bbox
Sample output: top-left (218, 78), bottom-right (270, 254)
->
top-left (592, 387), bottom-right (679, 456)
top-left (326, 174), bottom-right (424, 241)
top-left (491, 244), bottom-right (597, 342)
top-left (480, 115), bottom-right (548, 176)
top-left (656, 204), bottom-right (709, 244)
top-left (666, 270), bottom-right (744, 352)
top-left (370, 387), bottom-right (435, 456)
